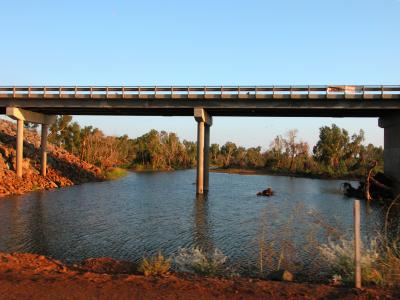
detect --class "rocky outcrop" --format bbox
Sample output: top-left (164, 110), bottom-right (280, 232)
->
top-left (0, 119), bottom-right (103, 197)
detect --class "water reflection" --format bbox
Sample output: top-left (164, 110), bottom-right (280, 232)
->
top-left (193, 194), bottom-right (214, 252)
top-left (0, 170), bottom-right (386, 274)
top-left (28, 192), bottom-right (50, 255)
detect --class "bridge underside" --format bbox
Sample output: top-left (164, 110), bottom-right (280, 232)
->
top-left (1, 99), bottom-right (400, 117)
top-left (2, 85), bottom-right (400, 194)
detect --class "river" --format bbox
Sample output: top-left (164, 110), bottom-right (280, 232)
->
top-left (0, 170), bottom-right (384, 276)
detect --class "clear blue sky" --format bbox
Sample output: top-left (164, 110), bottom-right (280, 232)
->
top-left (1, 0), bottom-right (399, 148)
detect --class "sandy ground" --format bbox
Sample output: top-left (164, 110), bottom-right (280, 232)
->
top-left (0, 252), bottom-right (398, 300)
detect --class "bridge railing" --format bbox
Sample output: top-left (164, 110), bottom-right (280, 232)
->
top-left (0, 85), bottom-right (399, 100)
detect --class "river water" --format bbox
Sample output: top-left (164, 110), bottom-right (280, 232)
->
top-left (0, 170), bottom-right (384, 276)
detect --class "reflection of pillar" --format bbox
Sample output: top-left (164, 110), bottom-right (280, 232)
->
top-left (41, 124), bottom-right (49, 176)
top-left (194, 108), bottom-right (212, 195)
top-left (196, 120), bottom-right (205, 194)
top-left (204, 124), bottom-right (210, 192)
top-left (379, 115), bottom-right (400, 192)
top-left (16, 119), bottom-right (24, 177)
top-left (194, 195), bottom-right (214, 252)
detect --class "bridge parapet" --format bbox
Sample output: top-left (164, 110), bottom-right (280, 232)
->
top-left (1, 85), bottom-right (400, 100)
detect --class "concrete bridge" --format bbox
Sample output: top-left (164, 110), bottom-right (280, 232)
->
top-left (1, 85), bottom-right (400, 194)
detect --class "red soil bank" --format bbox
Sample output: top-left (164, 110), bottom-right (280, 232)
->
top-left (0, 252), bottom-right (397, 300)
top-left (0, 119), bottom-right (103, 197)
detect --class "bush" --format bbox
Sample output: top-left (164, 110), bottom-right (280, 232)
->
top-left (138, 251), bottom-right (171, 277)
top-left (319, 238), bottom-right (383, 285)
top-left (104, 167), bottom-right (128, 180)
top-left (173, 247), bottom-right (231, 276)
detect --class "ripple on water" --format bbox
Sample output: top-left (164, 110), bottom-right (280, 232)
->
top-left (0, 170), bottom-right (384, 275)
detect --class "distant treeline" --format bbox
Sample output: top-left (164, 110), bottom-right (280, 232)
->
top-left (48, 116), bottom-right (383, 178)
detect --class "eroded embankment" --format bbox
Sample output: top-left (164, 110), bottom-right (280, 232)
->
top-left (0, 252), bottom-right (397, 300)
top-left (0, 119), bottom-right (103, 197)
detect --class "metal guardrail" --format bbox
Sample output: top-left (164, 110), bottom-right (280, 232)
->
top-left (0, 85), bottom-right (399, 100)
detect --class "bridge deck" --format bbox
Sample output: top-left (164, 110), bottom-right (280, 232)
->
top-left (1, 85), bottom-right (400, 117)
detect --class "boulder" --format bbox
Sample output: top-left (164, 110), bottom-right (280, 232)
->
top-left (268, 269), bottom-right (294, 282)
top-left (257, 187), bottom-right (274, 197)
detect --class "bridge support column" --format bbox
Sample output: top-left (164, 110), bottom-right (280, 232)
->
top-left (16, 119), bottom-right (24, 177)
top-left (41, 124), bottom-right (49, 176)
top-left (194, 108), bottom-right (212, 195)
top-left (379, 115), bottom-right (400, 192)
top-left (6, 107), bottom-right (56, 178)
top-left (204, 124), bottom-right (210, 192)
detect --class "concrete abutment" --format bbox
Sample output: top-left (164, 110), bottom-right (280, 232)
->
top-left (379, 115), bottom-right (400, 192)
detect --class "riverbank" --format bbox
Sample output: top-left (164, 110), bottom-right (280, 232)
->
top-left (211, 167), bottom-right (361, 181)
top-left (0, 252), bottom-right (396, 300)
top-left (0, 119), bottom-right (103, 198)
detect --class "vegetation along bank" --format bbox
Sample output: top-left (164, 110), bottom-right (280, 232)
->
top-left (1, 115), bottom-right (384, 197)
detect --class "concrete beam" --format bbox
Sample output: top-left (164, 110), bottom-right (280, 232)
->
top-left (378, 115), bottom-right (400, 129)
top-left (6, 107), bottom-right (56, 125)
top-left (194, 107), bottom-right (213, 126)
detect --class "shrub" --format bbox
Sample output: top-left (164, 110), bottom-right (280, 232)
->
top-left (376, 241), bottom-right (400, 287)
top-left (104, 167), bottom-right (128, 180)
top-left (138, 251), bottom-right (171, 277)
top-left (319, 238), bottom-right (382, 285)
top-left (173, 247), bottom-right (231, 276)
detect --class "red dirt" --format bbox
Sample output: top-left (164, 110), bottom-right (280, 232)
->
top-left (0, 252), bottom-right (397, 300)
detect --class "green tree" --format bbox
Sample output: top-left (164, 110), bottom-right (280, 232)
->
top-left (220, 142), bottom-right (237, 167)
top-left (313, 124), bottom-right (350, 169)
top-left (210, 143), bottom-right (220, 164)
top-left (48, 115), bottom-right (74, 146)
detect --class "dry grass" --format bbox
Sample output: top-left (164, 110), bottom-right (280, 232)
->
top-left (138, 251), bottom-right (171, 277)
top-left (318, 195), bottom-right (400, 287)
top-left (251, 203), bottom-right (335, 281)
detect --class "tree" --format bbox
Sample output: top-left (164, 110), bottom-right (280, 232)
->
top-left (284, 129), bottom-right (298, 171)
top-left (220, 142), bottom-right (237, 167)
top-left (48, 115), bottom-right (73, 146)
top-left (270, 135), bottom-right (285, 168)
top-left (245, 146), bottom-right (264, 168)
top-left (210, 143), bottom-right (220, 164)
top-left (313, 124), bottom-right (350, 169)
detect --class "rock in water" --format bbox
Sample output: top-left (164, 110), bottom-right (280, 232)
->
top-left (268, 269), bottom-right (294, 282)
top-left (257, 187), bottom-right (274, 197)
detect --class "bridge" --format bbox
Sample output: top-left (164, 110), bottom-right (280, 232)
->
top-left (1, 85), bottom-right (400, 194)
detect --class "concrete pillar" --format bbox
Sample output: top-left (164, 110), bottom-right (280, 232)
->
top-left (6, 107), bottom-right (56, 178)
top-left (194, 108), bottom-right (212, 195)
top-left (379, 115), bottom-right (400, 192)
top-left (41, 124), bottom-right (49, 176)
top-left (16, 119), bottom-right (24, 177)
top-left (204, 124), bottom-right (210, 192)
top-left (196, 120), bottom-right (205, 194)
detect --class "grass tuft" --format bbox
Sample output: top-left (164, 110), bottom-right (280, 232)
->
top-left (138, 251), bottom-right (171, 277)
